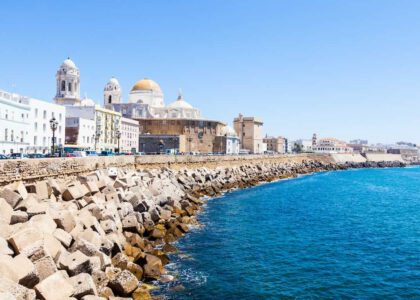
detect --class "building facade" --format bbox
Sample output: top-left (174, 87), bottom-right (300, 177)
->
top-left (0, 90), bottom-right (65, 155)
top-left (0, 90), bottom-right (31, 154)
top-left (263, 136), bottom-right (287, 153)
top-left (213, 126), bottom-right (240, 154)
top-left (65, 117), bottom-right (96, 149)
top-left (139, 134), bottom-right (186, 154)
top-left (28, 98), bottom-right (65, 154)
top-left (65, 105), bottom-right (121, 151)
top-left (120, 117), bottom-right (139, 153)
top-left (138, 118), bottom-right (225, 153)
top-left (233, 114), bottom-right (266, 154)
top-left (312, 137), bottom-right (352, 153)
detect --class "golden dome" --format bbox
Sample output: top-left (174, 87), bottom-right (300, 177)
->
top-left (131, 78), bottom-right (162, 92)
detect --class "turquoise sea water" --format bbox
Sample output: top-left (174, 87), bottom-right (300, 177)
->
top-left (160, 167), bottom-right (420, 299)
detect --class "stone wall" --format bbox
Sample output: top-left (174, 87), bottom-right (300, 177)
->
top-left (0, 154), bottom-right (332, 185)
top-left (0, 152), bottom-right (405, 185)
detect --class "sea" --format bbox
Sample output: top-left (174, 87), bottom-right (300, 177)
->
top-left (156, 167), bottom-right (420, 299)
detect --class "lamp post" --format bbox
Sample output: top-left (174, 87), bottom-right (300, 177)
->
top-left (116, 130), bottom-right (121, 153)
top-left (49, 117), bottom-right (58, 155)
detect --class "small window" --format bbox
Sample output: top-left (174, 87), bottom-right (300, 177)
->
top-left (61, 81), bottom-right (65, 91)
top-left (68, 82), bottom-right (72, 92)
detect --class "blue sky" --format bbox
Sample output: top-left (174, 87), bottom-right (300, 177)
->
top-left (1, 0), bottom-right (420, 143)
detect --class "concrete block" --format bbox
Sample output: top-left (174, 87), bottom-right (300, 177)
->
top-left (53, 210), bottom-right (77, 232)
top-left (60, 250), bottom-right (92, 276)
top-left (63, 185), bottom-right (84, 201)
top-left (0, 277), bottom-right (36, 300)
top-left (91, 270), bottom-right (109, 290)
top-left (10, 210), bottom-right (28, 224)
top-left (33, 255), bottom-right (57, 281)
top-left (0, 254), bottom-right (19, 282)
top-left (8, 227), bottom-right (44, 254)
top-left (82, 296), bottom-right (106, 300)
top-left (0, 237), bottom-right (13, 255)
top-left (34, 270), bottom-right (73, 300)
top-left (100, 220), bottom-right (117, 234)
top-left (108, 270), bottom-right (138, 296)
top-left (0, 198), bottom-right (13, 224)
top-left (29, 214), bottom-right (57, 235)
top-left (14, 254), bottom-right (39, 288)
top-left (105, 192), bottom-right (119, 203)
top-left (69, 273), bottom-right (98, 299)
top-left (53, 228), bottom-right (73, 248)
top-left (0, 187), bottom-right (22, 208)
top-left (142, 254), bottom-right (163, 280)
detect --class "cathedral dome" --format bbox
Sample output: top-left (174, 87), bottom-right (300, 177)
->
top-left (79, 97), bottom-right (96, 106)
top-left (131, 79), bottom-right (161, 92)
top-left (61, 58), bottom-right (77, 69)
top-left (168, 92), bottom-right (193, 109)
top-left (221, 126), bottom-right (237, 137)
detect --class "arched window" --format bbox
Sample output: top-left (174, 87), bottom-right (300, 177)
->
top-left (108, 95), bottom-right (112, 104)
top-left (68, 82), bottom-right (72, 92)
top-left (61, 81), bottom-right (65, 91)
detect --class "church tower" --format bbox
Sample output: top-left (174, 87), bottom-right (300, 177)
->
top-left (104, 77), bottom-right (122, 109)
top-left (312, 133), bottom-right (317, 147)
top-left (54, 58), bottom-right (81, 105)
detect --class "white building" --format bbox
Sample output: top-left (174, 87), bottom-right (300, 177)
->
top-left (65, 105), bottom-right (121, 152)
top-left (120, 117), bottom-right (139, 153)
top-left (222, 126), bottom-right (240, 154)
top-left (65, 117), bottom-right (95, 149)
top-left (28, 98), bottom-right (65, 154)
top-left (312, 137), bottom-right (352, 153)
top-left (0, 90), bottom-right (65, 155)
top-left (0, 90), bottom-right (31, 154)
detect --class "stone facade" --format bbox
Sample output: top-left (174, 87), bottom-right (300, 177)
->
top-left (137, 118), bottom-right (225, 153)
top-left (233, 114), bottom-right (266, 154)
top-left (139, 134), bottom-right (186, 154)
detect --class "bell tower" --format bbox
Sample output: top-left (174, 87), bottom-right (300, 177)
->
top-left (104, 77), bottom-right (122, 109)
top-left (54, 58), bottom-right (80, 105)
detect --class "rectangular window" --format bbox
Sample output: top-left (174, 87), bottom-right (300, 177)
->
top-left (34, 136), bottom-right (37, 145)
top-left (35, 108), bottom-right (38, 117)
top-left (43, 110), bottom-right (46, 119)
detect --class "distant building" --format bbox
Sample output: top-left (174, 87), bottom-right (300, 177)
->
top-left (65, 117), bottom-right (95, 149)
top-left (0, 89), bottom-right (65, 155)
top-left (120, 117), bottom-right (139, 153)
top-left (347, 143), bottom-right (370, 153)
top-left (388, 146), bottom-right (419, 161)
top-left (54, 58), bottom-right (81, 106)
top-left (233, 114), bottom-right (266, 154)
top-left (313, 137), bottom-right (352, 153)
top-left (350, 139), bottom-right (368, 145)
top-left (139, 134), bottom-right (186, 154)
top-left (65, 105), bottom-right (121, 152)
top-left (0, 90), bottom-right (31, 154)
top-left (263, 136), bottom-right (286, 153)
top-left (214, 126), bottom-right (240, 154)
top-left (138, 118), bottom-right (225, 154)
top-left (294, 139), bottom-right (313, 152)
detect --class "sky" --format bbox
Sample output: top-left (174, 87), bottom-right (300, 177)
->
top-left (1, 0), bottom-right (420, 144)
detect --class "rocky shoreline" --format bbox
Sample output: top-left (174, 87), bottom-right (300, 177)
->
top-left (0, 159), bottom-right (405, 299)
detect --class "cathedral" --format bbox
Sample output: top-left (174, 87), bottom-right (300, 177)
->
top-left (107, 78), bottom-right (201, 120)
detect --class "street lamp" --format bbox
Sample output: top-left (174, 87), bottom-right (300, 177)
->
top-left (116, 130), bottom-right (121, 153)
top-left (49, 117), bottom-right (58, 155)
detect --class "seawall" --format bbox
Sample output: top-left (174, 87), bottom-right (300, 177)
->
top-left (0, 153), bottom-right (404, 185)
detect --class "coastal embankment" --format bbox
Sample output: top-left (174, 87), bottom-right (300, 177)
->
top-left (0, 154), bottom-right (405, 299)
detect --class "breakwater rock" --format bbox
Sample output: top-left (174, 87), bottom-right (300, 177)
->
top-left (0, 159), bottom-right (405, 299)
